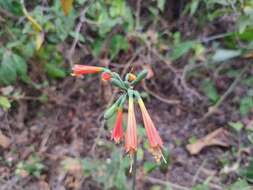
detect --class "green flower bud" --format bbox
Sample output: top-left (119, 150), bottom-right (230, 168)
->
top-left (110, 78), bottom-right (127, 90)
top-left (131, 70), bottom-right (148, 86)
top-left (104, 96), bottom-right (123, 119)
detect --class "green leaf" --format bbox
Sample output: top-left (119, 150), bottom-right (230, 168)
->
top-left (44, 64), bottom-right (66, 79)
top-left (239, 96), bottom-right (253, 116)
top-left (0, 96), bottom-right (11, 111)
top-left (192, 183), bottom-right (209, 190)
top-left (0, 0), bottom-right (22, 16)
top-left (212, 49), bottom-right (241, 63)
top-left (137, 148), bottom-right (144, 161)
top-left (144, 162), bottom-right (157, 173)
top-left (157, 0), bottom-right (166, 11)
top-left (97, 10), bottom-right (119, 36)
top-left (190, 0), bottom-right (200, 16)
top-left (188, 136), bottom-right (198, 144)
top-left (69, 31), bottom-right (85, 43)
top-left (0, 52), bottom-right (17, 85)
top-left (240, 159), bottom-right (253, 183)
top-left (242, 76), bottom-right (253, 87)
top-left (11, 53), bottom-right (27, 80)
top-left (92, 39), bottom-right (104, 57)
top-left (228, 179), bottom-right (249, 190)
top-left (110, 35), bottom-right (129, 59)
top-left (170, 41), bottom-right (195, 60)
top-left (202, 79), bottom-right (219, 103)
top-left (76, 0), bottom-right (87, 5)
top-left (228, 122), bottom-right (244, 132)
top-left (0, 51), bottom-right (28, 85)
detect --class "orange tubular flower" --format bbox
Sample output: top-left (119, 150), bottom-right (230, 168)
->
top-left (71, 65), bottom-right (104, 77)
top-left (125, 91), bottom-right (137, 159)
top-left (137, 96), bottom-right (165, 163)
top-left (111, 107), bottom-right (123, 143)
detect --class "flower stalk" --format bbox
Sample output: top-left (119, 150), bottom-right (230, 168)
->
top-left (71, 64), bottom-right (166, 175)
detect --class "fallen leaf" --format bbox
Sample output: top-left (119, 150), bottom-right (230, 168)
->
top-left (38, 180), bottom-right (50, 190)
top-left (243, 51), bottom-right (253, 59)
top-left (186, 128), bottom-right (231, 155)
top-left (61, 0), bottom-right (74, 16)
top-left (146, 30), bottom-right (158, 44)
top-left (0, 131), bottom-right (11, 148)
top-left (0, 86), bottom-right (14, 95)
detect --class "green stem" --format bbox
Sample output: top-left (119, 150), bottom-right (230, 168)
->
top-left (132, 153), bottom-right (137, 190)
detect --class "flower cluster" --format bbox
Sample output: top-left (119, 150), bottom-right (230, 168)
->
top-left (72, 65), bottom-right (165, 164)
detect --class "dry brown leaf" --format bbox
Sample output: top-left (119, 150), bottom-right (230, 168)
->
top-left (61, 0), bottom-right (74, 16)
top-left (38, 180), bottom-right (50, 190)
top-left (146, 30), bottom-right (158, 44)
top-left (186, 128), bottom-right (231, 155)
top-left (0, 131), bottom-right (10, 148)
top-left (243, 51), bottom-right (253, 59)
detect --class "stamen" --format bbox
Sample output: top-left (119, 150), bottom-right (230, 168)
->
top-left (161, 152), bottom-right (167, 164)
top-left (129, 155), bottom-right (133, 173)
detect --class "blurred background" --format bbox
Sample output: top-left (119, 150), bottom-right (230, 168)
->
top-left (0, 0), bottom-right (253, 189)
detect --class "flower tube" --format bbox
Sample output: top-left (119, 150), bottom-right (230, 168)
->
top-left (135, 91), bottom-right (165, 163)
top-left (125, 90), bottom-right (137, 158)
top-left (71, 65), bottom-right (104, 77)
top-left (111, 95), bottom-right (126, 143)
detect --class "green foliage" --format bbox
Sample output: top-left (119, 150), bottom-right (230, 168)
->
top-left (110, 34), bottom-right (129, 59)
top-left (15, 155), bottom-right (45, 177)
top-left (170, 41), bottom-right (195, 61)
top-left (144, 162), bottom-right (157, 173)
top-left (227, 179), bottom-right (250, 190)
top-left (212, 49), bottom-right (242, 63)
top-left (0, 96), bottom-right (11, 111)
top-left (0, 50), bottom-right (27, 85)
top-left (192, 184), bottom-right (209, 190)
top-left (0, 0), bottom-right (23, 16)
top-left (241, 159), bottom-right (253, 183)
top-left (239, 96), bottom-right (253, 116)
top-left (87, 0), bottom-right (134, 37)
top-left (82, 149), bottom-right (129, 190)
top-left (228, 121), bottom-right (244, 132)
top-left (201, 79), bottom-right (219, 103)
top-left (0, 0), bottom-right (76, 88)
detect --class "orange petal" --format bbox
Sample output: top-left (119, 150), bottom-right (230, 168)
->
top-left (111, 108), bottom-right (123, 143)
top-left (125, 97), bottom-right (137, 155)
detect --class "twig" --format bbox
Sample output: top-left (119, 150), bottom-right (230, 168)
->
top-left (192, 159), bottom-right (207, 186)
top-left (68, 2), bottom-right (90, 67)
top-left (142, 80), bottom-right (180, 105)
top-left (199, 66), bottom-right (247, 122)
top-left (90, 114), bottom-right (106, 157)
top-left (200, 32), bottom-right (232, 43)
top-left (135, 0), bottom-right (142, 31)
top-left (146, 176), bottom-right (190, 190)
